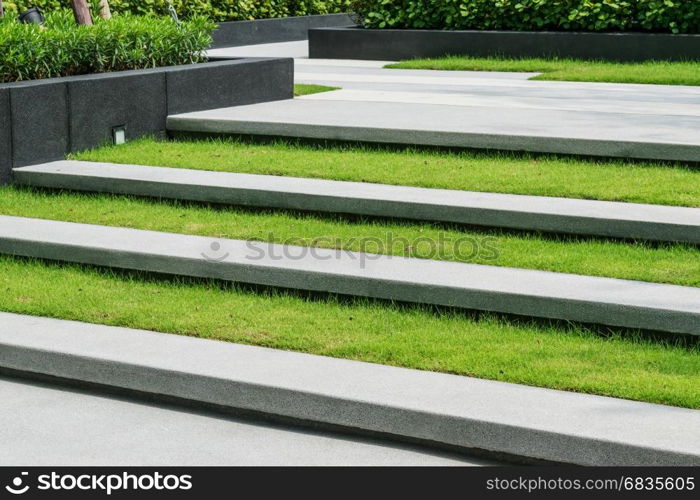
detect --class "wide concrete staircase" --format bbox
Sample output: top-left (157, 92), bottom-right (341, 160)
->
top-left (3, 100), bottom-right (700, 465)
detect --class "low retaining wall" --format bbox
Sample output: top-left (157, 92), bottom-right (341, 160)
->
top-left (211, 13), bottom-right (354, 49)
top-left (309, 26), bottom-right (700, 62)
top-left (0, 58), bottom-right (293, 184)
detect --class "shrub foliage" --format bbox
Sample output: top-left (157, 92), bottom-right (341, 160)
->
top-left (4, 0), bottom-right (351, 21)
top-left (350, 0), bottom-right (699, 34)
top-left (0, 11), bottom-right (215, 82)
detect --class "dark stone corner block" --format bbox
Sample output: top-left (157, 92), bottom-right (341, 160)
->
top-left (8, 80), bottom-right (69, 168)
top-left (165, 58), bottom-right (294, 115)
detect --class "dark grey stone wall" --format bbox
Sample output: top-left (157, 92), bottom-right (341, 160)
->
top-left (68, 71), bottom-right (168, 153)
top-left (0, 88), bottom-right (11, 185)
top-left (165, 58), bottom-right (293, 115)
top-left (9, 80), bottom-right (70, 168)
top-left (210, 13), bottom-right (354, 48)
top-left (0, 57), bottom-right (293, 184)
top-left (309, 27), bottom-right (700, 62)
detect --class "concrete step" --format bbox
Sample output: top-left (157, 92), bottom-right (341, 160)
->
top-left (166, 98), bottom-right (700, 162)
top-left (0, 215), bottom-right (698, 335)
top-left (14, 161), bottom-right (700, 244)
top-left (1, 312), bottom-right (698, 466)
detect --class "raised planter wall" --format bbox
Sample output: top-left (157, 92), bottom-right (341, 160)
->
top-left (0, 58), bottom-right (293, 184)
top-left (211, 13), bottom-right (354, 48)
top-left (0, 88), bottom-right (11, 185)
top-left (309, 26), bottom-right (700, 62)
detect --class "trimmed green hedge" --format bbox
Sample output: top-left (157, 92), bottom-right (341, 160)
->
top-left (350, 0), bottom-right (699, 34)
top-left (4, 0), bottom-right (351, 21)
top-left (0, 11), bottom-right (214, 82)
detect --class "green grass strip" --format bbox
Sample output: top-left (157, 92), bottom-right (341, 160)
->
top-left (385, 57), bottom-right (700, 86)
top-left (74, 137), bottom-right (700, 207)
top-left (1, 256), bottom-right (698, 408)
top-left (294, 84), bottom-right (341, 96)
top-left (1, 186), bottom-right (698, 287)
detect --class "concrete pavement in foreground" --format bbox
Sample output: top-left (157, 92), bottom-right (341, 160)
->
top-left (0, 376), bottom-right (487, 466)
top-left (1, 313), bottom-right (699, 465)
top-left (197, 41), bottom-right (700, 162)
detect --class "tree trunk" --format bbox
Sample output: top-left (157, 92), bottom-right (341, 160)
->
top-left (70, 0), bottom-right (93, 25)
top-left (98, 0), bottom-right (112, 20)
top-left (0, 0), bottom-right (5, 19)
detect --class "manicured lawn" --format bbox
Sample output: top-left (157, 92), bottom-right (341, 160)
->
top-left (385, 57), bottom-right (700, 86)
top-left (74, 137), bottom-right (700, 207)
top-left (1, 256), bottom-right (697, 408)
top-left (1, 186), bottom-right (698, 287)
top-left (294, 84), bottom-right (341, 96)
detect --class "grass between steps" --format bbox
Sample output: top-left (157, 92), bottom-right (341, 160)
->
top-left (1, 256), bottom-right (698, 409)
top-left (294, 84), bottom-right (341, 97)
top-left (0, 187), bottom-right (698, 287)
top-left (10, 137), bottom-right (697, 408)
top-left (73, 137), bottom-right (700, 207)
top-left (385, 57), bottom-right (700, 86)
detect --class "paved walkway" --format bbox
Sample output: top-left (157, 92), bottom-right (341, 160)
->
top-left (198, 42), bottom-right (700, 161)
top-left (0, 376), bottom-right (487, 466)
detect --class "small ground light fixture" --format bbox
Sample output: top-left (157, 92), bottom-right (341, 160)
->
top-left (112, 125), bottom-right (127, 145)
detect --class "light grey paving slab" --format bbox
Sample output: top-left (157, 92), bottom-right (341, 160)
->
top-left (298, 63), bottom-right (540, 80)
top-left (302, 88), bottom-right (700, 117)
top-left (295, 77), bottom-right (700, 106)
top-left (207, 40), bottom-right (310, 59)
top-left (206, 40), bottom-right (396, 68)
top-left (167, 99), bottom-right (700, 162)
top-left (0, 215), bottom-right (698, 334)
top-left (14, 161), bottom-right (700, 244)
top-left (294, 65), bottom-right (700, 108)
top-left (297, 67), bottom-right (700, 97)
top-left (0, 376), bottom-right (484, 466)
top-left (0, 312), bottom-right (698, 465)
top-left (296, 58), bottom-right (398, 68)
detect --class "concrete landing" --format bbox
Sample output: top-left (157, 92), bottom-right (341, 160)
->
top-left (0, 312), bottom-right (698, 465)
top-left (200, 41), bottom-right (700, 162)
top-left (167, 98), bottom-right (700, 162)
top-left (14, 161), bottom-right (700, 244)
top-left (0, 215), bottom-right (698, 335)
top-left (0, 376), bottom-right (485, 466)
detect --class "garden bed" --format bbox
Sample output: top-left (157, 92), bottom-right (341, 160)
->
top-left (309, 26), bottom-right (700, 62)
